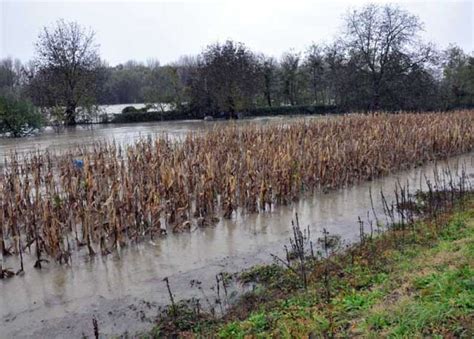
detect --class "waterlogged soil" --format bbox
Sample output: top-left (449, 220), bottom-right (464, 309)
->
top-left (1, 153), bottom-right (473, 338)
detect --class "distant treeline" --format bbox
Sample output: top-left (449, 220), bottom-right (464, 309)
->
top-left (0, 4), bottom-right (473, 132)
top-left (97, 41), bottom-right (473, 117)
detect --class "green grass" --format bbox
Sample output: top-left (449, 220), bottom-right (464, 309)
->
top-left (214, 205), bottom-right (474, 338)
top-left (356, 212), bottom-right (474, 338)
top-left (149, 199), bottom-right (474, 338)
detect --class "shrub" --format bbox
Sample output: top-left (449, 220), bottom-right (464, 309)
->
top-left (121, 105), bottom-right (149, 114)
top-left (121, 106), bottom-right (139, 114)
top-left (0, 95), bottom-right (43, 137)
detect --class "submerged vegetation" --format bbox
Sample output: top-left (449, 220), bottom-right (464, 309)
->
top-left (0, 111), bottom-right (473, 275)
top-left (149, 164), bottom-right (474, 338)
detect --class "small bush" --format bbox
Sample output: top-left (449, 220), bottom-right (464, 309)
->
top-left (0, 95), bottom-right (43, 137)
top-left (121, 106), bottom-right (139, 114)
top-left (121, 105), bottom-right (151, 114)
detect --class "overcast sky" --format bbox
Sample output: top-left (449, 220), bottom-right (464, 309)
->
top-left (0, 0), bottom-right (472, 66)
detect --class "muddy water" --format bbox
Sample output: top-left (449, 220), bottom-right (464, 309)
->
top-left (0, 115), bottom-right (325, 163)
top-left (1, 151), bottom-right (473, 338)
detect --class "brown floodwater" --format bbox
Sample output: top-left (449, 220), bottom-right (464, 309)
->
top-left (0, 115), bottom-right (326, 163)
top-left (0, 120), bottom-right (473, 338)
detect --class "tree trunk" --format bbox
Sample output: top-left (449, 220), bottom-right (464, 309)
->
top-left (65, 102), bottom-right (77, 126)
top-left (370, 78), bottom-right (381, 111)
top-left (313, 72), bottom-right (318, 104)
top-left (265, 90), bottom-right (272, 107)
top-left (0, 222), bottom-right (4, 270)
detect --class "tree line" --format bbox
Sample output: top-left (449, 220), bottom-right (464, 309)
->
top-left (1, 3), bottom-right (473, 134)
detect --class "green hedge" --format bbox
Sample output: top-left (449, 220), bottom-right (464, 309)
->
top-left (112, 110), bottom-right (198, 123)
top-left (112, 105), bottom-right (340, 123)
top-left (243, 105), bottom-right (340, 117)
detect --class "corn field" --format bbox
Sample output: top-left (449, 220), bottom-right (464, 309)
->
top-left (0, 111), bottom-right (473, 274)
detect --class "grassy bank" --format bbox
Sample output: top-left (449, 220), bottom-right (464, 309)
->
top-left (150, 195), bottom-right (474, 338)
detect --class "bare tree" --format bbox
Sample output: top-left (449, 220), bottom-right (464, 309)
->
top-left (304, 44), bottom-right (325, 104)
top-left (33, 19), bottom-right (101, 125)
top-left (189, 40), bottom-right (261, 116)
top-left (259, 55), bottom-right (279, 107)
top-left (280, 51), bottom-right (301, 106)
top-left (0, 58), bottom-right (24, 95)
top-left (343, 4), bottom-right (433, 110)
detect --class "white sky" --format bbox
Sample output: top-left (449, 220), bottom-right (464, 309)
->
top-left (1, 0), bottom-right (472, 66)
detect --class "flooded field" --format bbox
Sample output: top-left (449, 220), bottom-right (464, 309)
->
top-left (0, 115), bottom-right (322, 163)
top-left (1, 152), bottom-right (473, 338)
top-left (1, 111), bottom-right (473, 338)
top-left (2, 0), bottom-right (471, 336)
